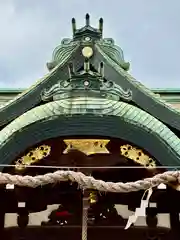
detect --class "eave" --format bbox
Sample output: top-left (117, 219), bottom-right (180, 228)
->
top-left (0, 45), bottom-right (84, 127)
top-left (92, 44), bottom-right (180, 132)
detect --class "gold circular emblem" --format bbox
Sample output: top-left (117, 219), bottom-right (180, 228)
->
top-left (82, 46), bottom-right (93, 58)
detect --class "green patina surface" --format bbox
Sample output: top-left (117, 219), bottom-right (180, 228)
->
top-left (152, 88), bottom-right (180, 93)
top-left (0, 97), bottom-right (180, 160)
top-left (0, 88), bottom-right (180, 98)
top-left (0, 88), bottom-right (25, 93)
top-left (0, 43), bottom-right (82, 126)
top-left (1, 88), bottom-right (180, 106)
top-left (0, 88), bottom-right (180, 94)
top-left (96, 43), bottom-right (180, 111)
top-left (0, 14), bottom-right (180, 167)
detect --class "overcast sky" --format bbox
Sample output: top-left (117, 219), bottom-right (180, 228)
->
top-left (0, 0), bottom-right (180, 89)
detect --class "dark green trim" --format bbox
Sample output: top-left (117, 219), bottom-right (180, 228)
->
top-left (92, 50), bottom-right (180, 132)
top-left (152, 88), bottom-right (180, 93)
top-left (0, 47), bottom-right (84, 127)
top-left (0, 88), bottom-right (180, 94)
top-left (0, 89), bottom-right (180, 103)
top-left (0, 115), bottom-right (180, 170)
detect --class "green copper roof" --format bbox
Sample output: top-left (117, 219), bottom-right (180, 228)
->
top-left (0, 42), bottom-right (81, 126)
top-left (1, 13), bottom-right (180, 173)
top-left (0, 88), bottom-right (25, 93)
top-left (152, 88), bottom-right (180, 93)
top-left (96, 43), bottom-right (180, 115)
top-left (0, 97), bottom-right (180, 166)
top-left (1, 13), bottom-right (180, 166)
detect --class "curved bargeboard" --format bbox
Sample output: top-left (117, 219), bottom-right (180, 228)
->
top-left (0, 97), bottom-right (179, 169)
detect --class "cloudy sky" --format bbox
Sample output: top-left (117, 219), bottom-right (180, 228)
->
top-left (0, 0), bottom-right (180, 89)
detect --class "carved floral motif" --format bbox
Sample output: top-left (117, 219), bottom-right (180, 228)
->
top-left (15, 140), bottom-right (155, 169)
top-left (15, 145), bottom-right (51, 170)
top-left (120, 144), bottom-right (156, 168)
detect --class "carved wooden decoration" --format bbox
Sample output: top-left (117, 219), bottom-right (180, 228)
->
top-left (63, 139), bottom-right (110, 155)
top-left (14, 140), bottom-right (156, 170)
top-left (15, 145), bottom-right (51, 170)
top-left (120, 144), bottom-right (156, 168)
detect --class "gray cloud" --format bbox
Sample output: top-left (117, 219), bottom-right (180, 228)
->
top-left (0, 0), bottom-right (180, 88)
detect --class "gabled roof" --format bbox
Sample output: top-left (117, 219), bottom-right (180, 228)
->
top-left (1, 14), bottom-right (179, 131)
top-left (0, 14), bottom-right (180, 168)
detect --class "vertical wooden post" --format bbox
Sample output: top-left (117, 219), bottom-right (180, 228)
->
top-left (167, 186), bottom-right (180, 238)
top-left (0, 186), bottom-right (6, 237)
top-left (0, 207), bottom-right (5, 232)
top-left (15, 187), bottom-right (29, 239)
top-left (146, 205), bottom-right (158, 240)
top-left (17, 202), bottom-right (29, 240)
top-left (170, 212), bottom-right (179, 229)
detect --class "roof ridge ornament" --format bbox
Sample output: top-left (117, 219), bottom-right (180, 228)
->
top-left (99, 62), bottom-right (104, 78)
top-left (99, 18), bottom-right (103, 34)
top-left (71, 14), bottom-right (103, 40)
top-left (96, 40), bottom-right (130, 71)
top-left (72, 18), bottom-right (76, 36)
top-left (85, 13), bottom-right (90, 26)
top-left (41, 61), bottom-right (132, 102)
top-left (46, 39), bottom-right (79, 71)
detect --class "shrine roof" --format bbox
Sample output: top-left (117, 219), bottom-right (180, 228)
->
top-left (0, 14), bottom-right (180, 168)
top-left (0, 97), bottom-right (180, 167)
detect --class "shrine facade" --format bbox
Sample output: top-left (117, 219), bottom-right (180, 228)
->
top-left (0, 14), bottom-right (180, 240)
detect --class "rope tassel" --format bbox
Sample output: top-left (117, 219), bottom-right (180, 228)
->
top-left (125, 188), bottom-right (153, 229)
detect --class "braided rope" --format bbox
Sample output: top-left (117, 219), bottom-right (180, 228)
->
top-left (0, 170), bottom-right (180, 192)
top-left (82, 194), bottom-right (89, 240)
top-left (82, 207), bottom-right (88, 240)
